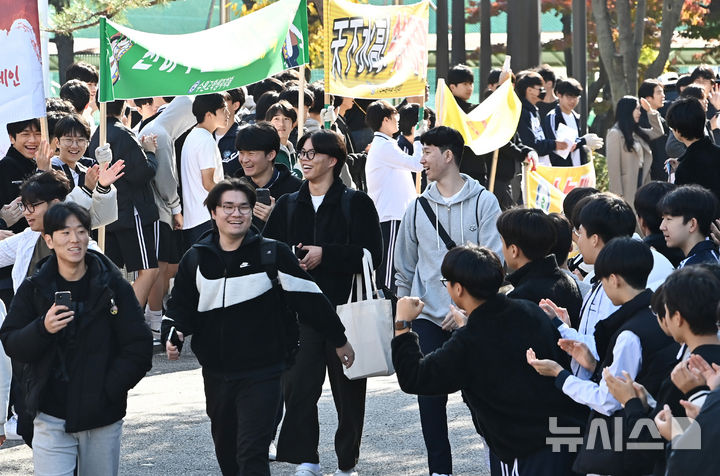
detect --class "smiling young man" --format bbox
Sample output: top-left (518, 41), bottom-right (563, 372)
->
top-left (393, 126), bottom-right (502, 476)
top-left (265, 100), bottom-right (302, 179)
top-left (0, 202), bottom-right (152, 476)
top-left (235, 122), bottom-right (301, 231)
top-left (163, 178), bottom-right (354, 476)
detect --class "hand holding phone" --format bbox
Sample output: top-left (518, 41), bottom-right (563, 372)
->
top-left (45, 292), bottom-right (74, 334)
top-left (168, 326), bottom-right (184, 353)
top-left (255, 188), bottom-right (271, 206)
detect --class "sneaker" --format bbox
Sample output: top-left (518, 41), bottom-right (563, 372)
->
top-left (335, 468), bottom-right (358, 476)
top-left (151, 329), bottom-right (162, 346)
top-left (268, 441), bottom-right (277, 461)
top-left (295, 464), bottom-right (322, 476)
top-left (4, 414), bottom-right (21, 440)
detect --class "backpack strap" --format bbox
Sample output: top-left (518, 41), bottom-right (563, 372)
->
top-left (418, 196), bottom-right (456, 250)
top-left (260, 239), bottom-right (279, 286)
top-left (475, 189), bottom-right (483, 231)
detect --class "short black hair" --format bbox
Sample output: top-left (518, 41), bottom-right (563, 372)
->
top-left (225, 88), bottom-right (245, 108)
top-left (447, 64), bottom-right (474, 86)
top-left (634, 181), bottom-right (677, 234)
top-left (420, 126), bottom-right (465, 166)
top-left (308, 82), bottom-right (325, 114)
top-left (594, 237), bottom-right (653, 290)
top-left (578, 193), bottom-right (636, 244)
top-left (651, 283), bottom-right (667, 319)
top-left (265, 100), bottom-right (297, 123)
top-left (43, 201), bottom-right (91, 236)
top-left (487, 68), bottom-right (501, 86)
top-left (664, 266), bottom-right (720, 335)
top-left (365, 100), bottom-right (397, 132)
top-left (248, 77), bottom-right (284, 99)
top-left (659, 185), bottom-right (718, 236)
top-left (441, 244), bottom-right (504, 299)
top-left (204, 177), bottom-right (257, 218)
top-left (398, 103), bottom-right (421, 136)
top-left (689, 65), bottom-right (716, 83)
top-left (555, 78), bottom-right (582, 97)
top-left (66, 61), bottom-right (99, 84)
top-left (666, 97), bottom-right (706, 141)
top-left (46, 97), bottom-right (75, 114)
top-left (548, 213), bottom-right (573, 265)
top-left (562, 186), bottom-right (599, 228)
top-left (278, 87), bottom-right (314, 110)
top-left (515, 71), bottom-right (544, 99)
top-left (536, 64), bottom-right (556, 85)
top-left (496, 208), bottom-right (556, 261)
top-left (192, 93), bottom-right (226, 124)
top-left (133, 97), bottom-right (154, 108)
top-left (680, 85), bottom-right (705, 101)
top-left (235, 122), bottom-right (280, 155)
top-left (101, 99), bottom-right (125, 117)
top-left (53, 113), bottom-right (91, 140)
top-left (675, 75), bottom-right (693, 91)
top-left (46, 111), bottom-right (70, 138)
top-left (6, 118), bottom-right (41, 138)
top-left (297, 130), bottom-right (347, 178)
top-left (254, 91), bottom-right (280, 123)
top-left (20, 170), bottom-right (71, 205)
top-left (59, 79), bottom-right (91, 114)
top-left (638, 79), bottom-right (662, 99)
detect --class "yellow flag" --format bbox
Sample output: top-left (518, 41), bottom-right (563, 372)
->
top-left (523, 161), bottom-right (596, 213)
top-left (436, 78), bottom-right (522, 155)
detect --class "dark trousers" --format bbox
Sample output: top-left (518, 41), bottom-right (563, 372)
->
top-left (489, 446), bottom-right (576, 476)
top-left (277, 324), bottom-right (367, 471)
top-left (183, 220), bottom-right (212, 251)
top-left (414, 319), bottom-right (453, 475)
top-left (203, 369), bottom-right (282, 476)
top-left (377, 220), bottom-right (400, 292)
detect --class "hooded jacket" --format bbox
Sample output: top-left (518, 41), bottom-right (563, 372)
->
top-left (141, 96), bottom-right (196, 226)
top-left (0, 250), bottom-right (153, 433)
top-left (394, 175), bottom-right (503, 326)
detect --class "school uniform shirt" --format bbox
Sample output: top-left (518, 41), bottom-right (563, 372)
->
top-left (180, 127), bottom-right (224, 230)
top-left (366, 131), bottom-right (423, 223)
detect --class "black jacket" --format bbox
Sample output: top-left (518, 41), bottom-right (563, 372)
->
top-left (517, 98), bottom-right (557, 157)
top-left (89, 117), bottom-right (159, 231)
top-left (162, 230), bottom-right (347, 374)
top-left (507, 255), bottom-right (583, 330)
top-left (680, 239), bottom-right (720, 268)
top-left (0, 250), bottom-right (153, 433)
top-left (666, 387), bottom-right (720, 475)
top-left (392, 294), bottom-right (588, 462)
top-left (542, 105), bottom-right (589, 167)
top-left (219, 121), bottom-right (241, 177)
top-left (245, 164), bottom-right (302, 231)
top-left (674, 136), bottom-right (720, 202)
top-left (263, 179), bottom-right (383, 306)
top-left (0, 146), bottom-right (35, 232)
top-left (643, 233), bottom-right (684, 268)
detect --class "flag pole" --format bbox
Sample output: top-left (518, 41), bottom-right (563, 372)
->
top-left (488, 149), bottom-right (499, 193)
top-left (298, 65), bottom-right (306, 136)
top-left (97, 102), bottom-right (107, 251)
top-left (324, 92), bottom-right (331, 129)
top-left (415, 97), bottom-right (425, 195)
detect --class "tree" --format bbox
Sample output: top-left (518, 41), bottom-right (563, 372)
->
top-left (50, 0), bottom-right (176, 83)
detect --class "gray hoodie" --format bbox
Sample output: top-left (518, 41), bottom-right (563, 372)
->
top-left (394, 174), bottom-right (503, 326)
top-left (142, 97), bottom-right (196, 226)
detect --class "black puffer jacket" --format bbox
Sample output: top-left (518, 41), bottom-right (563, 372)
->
top-left (0, 250), bottom-right (153, 433)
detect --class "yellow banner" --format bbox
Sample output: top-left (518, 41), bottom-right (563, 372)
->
top-left (436, 78), bottom-right (522, 155)
top-left (523, 161), bottom-right (596, 213)
top-left (324, 0), bottom-right (429, 99)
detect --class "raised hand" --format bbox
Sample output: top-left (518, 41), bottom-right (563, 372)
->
top-left (97, 159), bottom-right (125, 187)
top-left (526, 348), bottom-right (563, 377)
top-left (558, 339), bottom-right (596, 371)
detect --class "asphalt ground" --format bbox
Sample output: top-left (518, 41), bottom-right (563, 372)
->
top-left (0, 344), bottom-right (491, 475)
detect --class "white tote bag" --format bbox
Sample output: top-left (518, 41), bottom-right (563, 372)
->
top-left (337, 249), bottom-right (395, 380)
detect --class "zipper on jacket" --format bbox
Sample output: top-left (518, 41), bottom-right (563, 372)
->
top-left (220, 263), bottom-right (228, 371)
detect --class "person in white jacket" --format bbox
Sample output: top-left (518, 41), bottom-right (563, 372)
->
top-left (365, 100), bottom-right (425, 291)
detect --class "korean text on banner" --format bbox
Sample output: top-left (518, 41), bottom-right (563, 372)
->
top-left (435, 78), bottom-right (522, 156)
top-left (99, 0), bottom-right (309, 101)
top-left (523, 161), bottom-right (596, 213)
top-left (324, 0), bottom-right (429, 99)
top-left (0, 0), bottom-right (46, 126)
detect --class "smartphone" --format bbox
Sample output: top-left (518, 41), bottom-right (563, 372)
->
top-left (168, 326), bottom-right (184, 352)
top-left (55, 291), bottom-right (72, 308)
top-left (256, 188), bottom-right (271, 206)
top-left (292, 245), bottom-right (308, 260)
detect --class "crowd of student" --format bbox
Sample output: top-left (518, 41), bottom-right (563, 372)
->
top-left (0, 59), bottom-right (718, 476)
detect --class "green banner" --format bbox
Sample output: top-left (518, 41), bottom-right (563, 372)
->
top-left (99, 0), bottom-right (308, 101)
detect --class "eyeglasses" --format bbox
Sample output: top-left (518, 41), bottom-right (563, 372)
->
top-left (59, 137), bottom-right (88, 147)
top-left (440, 278), bottom-right (450, 286)
top-left (219, 203), bottom-right (252, 215)
top-left (298, 149), bottom-right (317, 160)
top-left (573, 228), bottom-right (581, 238)
top-left (19, 201), bottom-right (45, 213)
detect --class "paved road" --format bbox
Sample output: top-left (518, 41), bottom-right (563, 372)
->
top-left (0, 346), bottom-right (491, 475)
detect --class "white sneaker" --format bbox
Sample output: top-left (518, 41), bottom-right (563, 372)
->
top-left (431, 473), bottom-right (452, 476)
top-left (268, 441), bottom-right (277, 461)
top-left (295, 464), bottom-right (322, 476)
top-left (4, 414), bottom-right (21, 440)
top-left (335, 468), bottom-right (358, 476)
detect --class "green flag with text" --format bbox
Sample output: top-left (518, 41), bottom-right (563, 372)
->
top-left (99, 0), bottom-right (308, 101)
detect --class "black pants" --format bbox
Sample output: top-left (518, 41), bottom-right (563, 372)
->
top-left (414, 319), bottom-right (453, 475)
top-left (489, 446), bottom-right (576, 476)
top-left (377, 220), bottom-right (400, 292)
top-left (277, 324), bottom-right (367, 471)
top-left (203, 369), bottom-right (282, 476)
